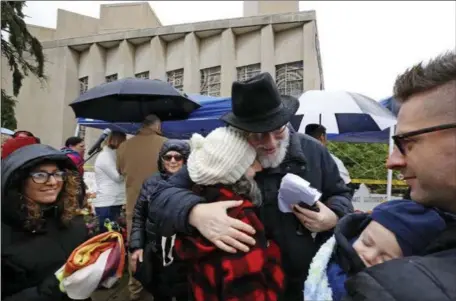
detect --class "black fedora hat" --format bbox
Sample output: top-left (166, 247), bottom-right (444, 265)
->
top-left (220, 72), bottom-right (300, 133)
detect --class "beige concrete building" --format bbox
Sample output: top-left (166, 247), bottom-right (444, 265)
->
top-left (2, 1), bottom-right (324, 149)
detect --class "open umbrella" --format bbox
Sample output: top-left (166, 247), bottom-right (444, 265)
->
top-left (70, 78), bottom-right (201, 122)
top-left (293, 90), bottom-right (397, 134)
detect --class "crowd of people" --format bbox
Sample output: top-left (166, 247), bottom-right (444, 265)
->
top-left (1, 50), bottom-right (455, 301)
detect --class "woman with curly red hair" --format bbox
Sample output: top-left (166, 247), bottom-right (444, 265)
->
top-left (1, 144), bottom-right (89, 301)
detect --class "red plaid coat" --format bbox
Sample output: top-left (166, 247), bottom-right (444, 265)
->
top-left (174, 187), bottom-right (285, 301)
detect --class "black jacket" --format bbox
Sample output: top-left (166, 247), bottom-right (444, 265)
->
top-left (342, 220), bottom-right (456, 301)
top-left (332, 213), bottom-right (368, 275)
top-left (1, 144), bottom-right (89, 301)
top-left (147, 128), bottom-right (354, 299)
top-left (130, 139), bottom-right (190, 297)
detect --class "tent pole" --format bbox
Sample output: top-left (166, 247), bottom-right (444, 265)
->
top-left (386, 125), bottom-right (395, 201)
top-left (74, 124), bottom-right (80, 137)
top-left (319, 114), bottom-right (322, 125)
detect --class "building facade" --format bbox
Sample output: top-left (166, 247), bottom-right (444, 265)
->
top-left (1, 1), bottom-right (324, 149)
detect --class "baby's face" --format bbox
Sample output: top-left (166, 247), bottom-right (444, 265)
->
top-left (353, 221), bottom-right (403, 268)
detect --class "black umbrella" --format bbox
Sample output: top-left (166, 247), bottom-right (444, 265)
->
top-left (70, 78), bottom-right (201, 122)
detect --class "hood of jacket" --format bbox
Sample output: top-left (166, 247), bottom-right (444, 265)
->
top-left (1, 144), bottom-right (77, 227)
top-left (157, 139), bottom-right (190, 174)
top-left (333, 212), bottom-right (369, 275)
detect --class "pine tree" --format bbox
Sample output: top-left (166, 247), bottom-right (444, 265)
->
top-left (1, 1), bottom-right (45, 129)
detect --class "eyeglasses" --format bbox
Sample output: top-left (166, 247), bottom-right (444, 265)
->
top-left (163, 154), bottom-right (183, 162)
top-left (392, 122), bottom-right (456, 155)
top-left (29, 171), bottom-right (67, 184)
top-left (247, 126), bottom-right (286, 142)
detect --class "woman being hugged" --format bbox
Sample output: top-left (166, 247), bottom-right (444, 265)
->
top-left (1, 144), bottom-right (89, 301)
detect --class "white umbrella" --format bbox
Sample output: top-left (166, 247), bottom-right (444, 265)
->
top-left (295, 90), bottom-right (397, 201)
top-left (295, 90), bottom-right (397, 134)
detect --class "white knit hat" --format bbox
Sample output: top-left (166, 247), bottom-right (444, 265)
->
top-left (187, 127), bottom-right (256, 185)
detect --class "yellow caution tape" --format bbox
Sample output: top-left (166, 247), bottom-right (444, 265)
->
top-left (351, 178), bottom-right (407, 186)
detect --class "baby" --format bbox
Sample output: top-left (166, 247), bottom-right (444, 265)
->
top-left (304, 200), bottom-right (446, 301)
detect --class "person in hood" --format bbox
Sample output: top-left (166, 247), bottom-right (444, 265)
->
top-left (61, 136), bottom-right (85, 176)
top-left (303, 200), bottom-right (446, 301)
top-left (1, 144), bottom-right (89, 301)
top-left (12, 130), bottom-right (41, 143)
top-left (61, 137), bottom-right (87, 208)
top-left (129, 139), bottom-right (190, 301)
top-left (1, 136), bottom-right (39, 160)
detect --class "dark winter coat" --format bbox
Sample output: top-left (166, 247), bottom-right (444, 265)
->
top-left (342, 216), bottom-right (456, 301)
top-left (1, 144), bottom-right (89, 301)
top-left (146, 127), bottom-right (354, 300)
top-left (129, 139), bottom-right (190, 297)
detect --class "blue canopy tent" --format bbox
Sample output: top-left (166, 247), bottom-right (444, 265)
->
top-left (77, 95), bottom-right (398, 143)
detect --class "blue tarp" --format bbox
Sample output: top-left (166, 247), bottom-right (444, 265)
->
top-left (77, 95), bottom-right (398, 143)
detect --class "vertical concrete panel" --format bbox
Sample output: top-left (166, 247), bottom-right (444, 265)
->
top-left (274, 27), bottom-right (303, 65)
top-left (235, 30), bottom-right (261, 67)
top-left (165, 38), bottom-right (184, 72)
top-left (118, 40), bottom-right (135, 78)
top-left (302, 21), bottom-right (322, 91)
top-left (60, 47), bottom-right (80, 145)
top-left (261, 25), bottom-right (275, 80)
top-left (149, 36), bottom-right (166, 80)
top-left (183, 32), bottom-right (200, 93)
top-left (78, 50), bottom-right (90, 78)
top-left (88, 43), bottom-right (106, 87)
top-left (199, 35), bottom-right (221, 69)
top-left (105, 47), bottom-right (119, 76)
top-left (134, 41), bottom-right (151, 74)
top-left (221, 29), bottom-right (236, 96)
top-left (85, 43), bottom-right (106, 164)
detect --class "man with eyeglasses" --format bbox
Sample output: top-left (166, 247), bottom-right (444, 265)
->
top-left (148, 73), bottom-right (353, 301)
top-left (343, 51), bottom-right (456, 301)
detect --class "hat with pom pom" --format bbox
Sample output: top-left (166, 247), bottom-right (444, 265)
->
top-left (187, 127), bottom-right (256, 185)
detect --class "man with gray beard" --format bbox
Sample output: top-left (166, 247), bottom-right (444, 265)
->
top-left (169, 126), bottom-right (285, 301)
top-left (148, 73), bottom-right (353, 301)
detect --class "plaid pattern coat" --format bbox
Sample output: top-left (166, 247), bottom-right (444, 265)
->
top-left (174, 187), bottom-right (285, 301)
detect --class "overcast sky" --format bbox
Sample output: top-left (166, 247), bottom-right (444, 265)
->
top-left (23, 1), bottom-right (455, 101)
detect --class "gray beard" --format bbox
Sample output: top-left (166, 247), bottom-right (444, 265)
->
top-left (231, 176), bottom-right (263, 206)
top-left (258, 128), bottom-right (290, 169)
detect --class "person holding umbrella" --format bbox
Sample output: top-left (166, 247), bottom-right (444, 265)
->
top-left (146, 72), bottom-right (353, 301)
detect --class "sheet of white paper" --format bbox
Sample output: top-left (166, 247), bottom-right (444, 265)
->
top-left (278, 173), bottom-right (322, 213)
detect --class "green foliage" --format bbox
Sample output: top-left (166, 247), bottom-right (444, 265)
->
top-left (1, 1), bottom-right (45, 129)
top-left (327, 141), bottom-right (389, 180)
top-left (1, 90), bottom-right (17, 129)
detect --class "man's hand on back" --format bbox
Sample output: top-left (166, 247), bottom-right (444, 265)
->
top-left (189, 201), bottom-right (257, 253)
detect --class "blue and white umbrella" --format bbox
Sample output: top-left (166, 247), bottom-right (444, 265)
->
top-left (294, 90), bottom-right (397, 134)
